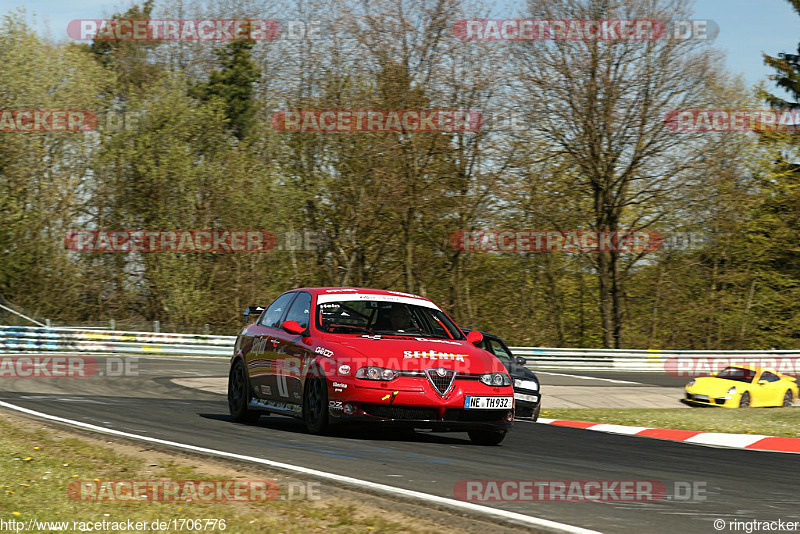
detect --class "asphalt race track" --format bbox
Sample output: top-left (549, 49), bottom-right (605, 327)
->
top-left (1, 354), bottom-right (798, 533)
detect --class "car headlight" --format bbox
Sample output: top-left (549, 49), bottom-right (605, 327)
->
top-left (687, 379), bottom-right (695, 387)
top-left (514, 379), bottom-right (539, 391)
top-left (480, 373), bottom-right (511, 386)
top-left (355, 366), bottom-right (399, 381)
top-left (727, 387), bottom-right (736, 395)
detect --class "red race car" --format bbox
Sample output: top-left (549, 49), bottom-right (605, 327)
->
top-left (228, 287), bottom-right (514, 445)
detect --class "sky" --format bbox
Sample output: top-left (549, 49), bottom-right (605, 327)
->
top-left (3, 0), bottom-right (799, 91)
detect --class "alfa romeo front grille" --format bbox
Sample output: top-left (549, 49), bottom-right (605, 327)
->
top-left (425, 367), bottom-right (456, 396)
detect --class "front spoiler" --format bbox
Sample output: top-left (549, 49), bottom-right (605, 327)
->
top-left (514, 396), bottom-right (541, 419)
top-left (681, 398), bottom-right (723, 407)
top-left (330, 413), bottom-right (512, 432)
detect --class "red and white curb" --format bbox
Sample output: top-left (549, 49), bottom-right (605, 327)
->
top-left (536, 418), bottom-right (800, 453)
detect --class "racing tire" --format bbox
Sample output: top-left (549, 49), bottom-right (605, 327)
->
top-left (783, 390), bottom-right (794, 407)
top-left (228, 359), bottom-right (260, 424)
top-left (303, 368), bottom-right (330, 435)
top-left (738, 391), bottom-right (751, 408)
top-left (532, 403), bottom-right (541, 422)
top-left (468, 430), bottom-right (507, 446)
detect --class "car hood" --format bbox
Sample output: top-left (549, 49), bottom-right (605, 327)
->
top-left (688, 376), bottom-right (749, 395)
top-left (321, 334), bottom-right (506, 374)
top-left (505, 362), bottom-right (538, 381)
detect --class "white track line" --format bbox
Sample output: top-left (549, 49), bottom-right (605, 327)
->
top-left (534, 371), bottom-right (644, 385)
top-left (0, 400), bottom-right (598, 534)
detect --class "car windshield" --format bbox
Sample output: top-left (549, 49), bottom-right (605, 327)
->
top-left (715, 366), bottom-right (756, 383)
top-left (316, 299), bottom-right (465, 340)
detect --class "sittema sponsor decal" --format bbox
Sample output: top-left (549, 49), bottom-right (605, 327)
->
top-left (403, 350), bottom-right (468, 362)
top-left (0, 110), bottom-right (97, 132)
top-left (271, 110), bottom-right (483, 133)
top-left (67, 19), bottom-right (279, 41)
top-left (64, 230), bottom-right (278, 252)
top-left (664, 110), bottom-right (800, 133)
top-left (665, 357), bottom-right (800, 377)
top-left (450, 230), bottom-right (662, 253)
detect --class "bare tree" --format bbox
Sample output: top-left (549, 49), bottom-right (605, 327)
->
top-left (510, 0), bottom-right (727, 347)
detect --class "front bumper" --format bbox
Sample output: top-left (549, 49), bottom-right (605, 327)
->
top-left (513, 391), bottom-right (541, 420)
top-left (683, 391), bottom-right (738, 408)
top-left (328, 377), bottom-right (514, 431)
top-left (332, 408), bottom-right (513, 431)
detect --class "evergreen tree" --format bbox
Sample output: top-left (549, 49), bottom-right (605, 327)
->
top-left (761, 0), bottom-right (800, 109)
top-left (193, 36), bottom-right (261, 140)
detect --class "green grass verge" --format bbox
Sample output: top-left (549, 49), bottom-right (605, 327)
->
top-left (0, 413), bottom-right (437, 533)
top-left (540, 408), bottom-right (800, 437)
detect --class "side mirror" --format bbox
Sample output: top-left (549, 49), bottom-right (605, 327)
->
top-left (758, 380), bottom-right (767, 385)
top-left (466, 330), bottom-right (483, 345)
top-left (514, 356), bottom-right (527, 366)
top-left (282, 320), bottom-right (305, 335)
top-left (243, 305), bottom-right (265, 324)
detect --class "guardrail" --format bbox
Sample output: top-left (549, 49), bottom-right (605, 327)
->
top-left (2, 325), bottom-right (798, 372)
top-left (509, 346), bottom-right (800, 371)
top-left (0, 325), bottom-right (235, 357)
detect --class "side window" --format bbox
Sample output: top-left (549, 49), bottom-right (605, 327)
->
top-left (761, 371), bottom-right (780, 383)
top-left (259, 293), bottom-right (296, 329)
top-left (284, 292), bottom-right (312, 330)
top-left (488, 339), bottom-right (512, 362)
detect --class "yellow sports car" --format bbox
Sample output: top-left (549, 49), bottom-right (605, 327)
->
top-left (683, 365), bottom-right (798, 408)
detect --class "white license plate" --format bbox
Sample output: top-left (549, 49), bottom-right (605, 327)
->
top-left (694, 394), bottom-right (709, 402)
top-left (464, 396), bottom-right (513, 409)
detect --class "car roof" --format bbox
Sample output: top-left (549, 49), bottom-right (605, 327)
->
top-left (719, 364), bottom-right (779, 375)
top-left (294, 287), bottom-right (434, 303)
